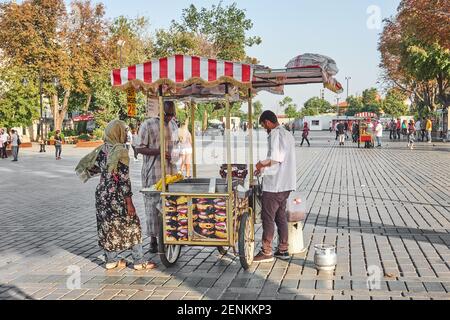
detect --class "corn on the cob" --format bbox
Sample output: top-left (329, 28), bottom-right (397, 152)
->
top-left (154, 172), bottom-right (184, 191)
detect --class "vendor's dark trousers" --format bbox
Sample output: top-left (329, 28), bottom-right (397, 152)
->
top-left (390, 130), bottom-right (394, 140)
top-left (421, 130), bottom-right (426, 141)
top-left (300, 137), bottom-right (310, 146)
top-left (335, 131), bottom-right (338, 140)
top-left (396, 129), bottom-right (401, 140)
top-left (261, 191), bottom-right (290, 255)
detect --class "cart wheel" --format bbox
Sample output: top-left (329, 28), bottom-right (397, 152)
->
top-left (217, 246), bottom-right (229, 255)
top-left (238, 212), bottom-right (255, 270)
top-left (158, 218), bottom-right (181, 268)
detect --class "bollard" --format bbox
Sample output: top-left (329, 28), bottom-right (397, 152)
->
top-left (288, 221), bottom-right (306, 254)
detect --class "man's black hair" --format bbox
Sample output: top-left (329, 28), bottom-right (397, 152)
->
top-left (164, 100), bottom-right (176, 115)
top-left (259, 110), bottom-right (278, 124)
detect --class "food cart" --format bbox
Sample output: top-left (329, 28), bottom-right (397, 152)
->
top-left (111, 54), bottom-right (343, 270)
top-left (355, 112), bottom-right (377, 148)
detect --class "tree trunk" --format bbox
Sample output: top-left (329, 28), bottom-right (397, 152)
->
top-left (52, 90), bottom-right (71, 131)
top-left (52, 94), bottom-right (59, 131)
top-left (85, 93), bottom-right (92, 113)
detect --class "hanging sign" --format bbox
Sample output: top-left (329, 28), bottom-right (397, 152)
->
top-left (127, 87), bottom-right (136, 117)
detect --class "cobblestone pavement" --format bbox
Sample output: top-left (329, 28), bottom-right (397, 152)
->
top-left (0, 131), bottom-right (449, 300)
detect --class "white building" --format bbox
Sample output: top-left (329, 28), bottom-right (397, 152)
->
top-left (299, 114), bottom-right (337, 131)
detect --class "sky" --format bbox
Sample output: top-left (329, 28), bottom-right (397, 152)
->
top-left (73, 0), bottom-right (401, 113)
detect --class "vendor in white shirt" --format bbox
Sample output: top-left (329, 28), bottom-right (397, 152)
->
top-left (254, 110), bottom-right (297, 263)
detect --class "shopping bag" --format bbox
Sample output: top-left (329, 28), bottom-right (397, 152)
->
top-left (286, 191), bottom-right (306, 222)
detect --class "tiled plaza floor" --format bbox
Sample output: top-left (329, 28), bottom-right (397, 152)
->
top-left (0, 131), bottom-right (449, 300)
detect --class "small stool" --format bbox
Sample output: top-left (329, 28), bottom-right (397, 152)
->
top-left (288, 221), bottom-right (306, 254)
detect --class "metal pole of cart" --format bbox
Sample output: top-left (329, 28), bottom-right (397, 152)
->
top-left (191, 100), bottom-right (197, 178)
top-left (224, 85), bottom-right (233, 244)
top-left (158, 85), bottom-right (167, 192)
top-left (225, 84), bottom-right (232, 196)
top-left (247, 88), bottom-right (254, 186)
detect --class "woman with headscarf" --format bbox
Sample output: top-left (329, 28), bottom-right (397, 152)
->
top-left (75, 120), bottom-right (156, 271)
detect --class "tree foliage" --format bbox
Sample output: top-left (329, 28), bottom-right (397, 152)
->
top-left (382, 88), bottom-right (409, 117)
top-left (0, 66), bottom-right (40, 128)
top-left (303, 97), bottom-right (333, 114)
top-left (171, 3), bottom-right (261, 61)
top-left (0, 1), bottom-right (261, 135)
top-left (379, 0), bottom-right (450, 114)
top-left (0, 0), bottom-right (110, 131)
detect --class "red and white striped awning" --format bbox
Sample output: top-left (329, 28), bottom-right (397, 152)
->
top-left (355, 112), bottom-right (378, 118)
top-left (111, 55), bottom-right (253, 91)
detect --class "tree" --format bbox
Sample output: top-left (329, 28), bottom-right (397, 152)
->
top-left (284, 105), bottom-right (299, 119)
top-left (303, 97), bottom-right (333, 114)
top-left (0, 0), bottom-right (111, 131)
top-left (345, 96), bottom-right (364, 116)
top-left (382, 88), bottom-right (409, 117)
top-left (361, 88), bottom-right (382, 114)
top-left (170, 3), bottom-right (261, 61)
top-left (109, 16), bottom-right (154, 66)
top-left (278, 96), bottom-right (298, 118)
top-left (379, 0), bottom-right (449, 114)
top-left (252, 100), bottom-right (263, 120)
top-left (0, 66), bottom-right (39, 129)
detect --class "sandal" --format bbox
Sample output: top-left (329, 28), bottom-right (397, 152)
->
top-left (133, 261), bottom-right (157, 271)
top-left (105, 259), bottom-right (127, 270)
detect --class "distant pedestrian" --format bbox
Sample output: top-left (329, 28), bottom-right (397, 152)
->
top-left (54, 130), bottom-right (62, 160)
top-left (401, 120), bottom-right (408, 140)
top-left (10, 129), bottom-right (20, 162)
top-left (426, 117), bottom-right (432, 143)
top-left (414, 119), bottom-right (421, 141)
top-left (75, 120), bottom-right (156, 271)
top-left (0, 128), bottom-right (9, 159)
top-left (352, 122), bottom-right (359, 143)
top-left (396, 118), bottom-right (401, 140)
top-left (375, 120), bottom-right (383, 147)
top-left (131, 128), bottom-right (140, 161)
top-left (126, 128), bottom-right (132, 150)
top-left (337, 121), bottom-right (345, 146)
top-left (389, 119), bottom-right (395, 140)
top-left (420, 117), bottom-right (426, 142)
top-left (335, 121), bottom-right (339, 140)
top-left (300, 122), bottom-right (310, 147)
top-left (407, 120), bottom-right (416, 150)
top-left (178, 122), bottom-right (193, 177)
top-left (344, 122), bottom-right (349, 140)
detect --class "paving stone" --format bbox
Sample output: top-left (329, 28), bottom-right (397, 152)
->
top-left (2, 135), bottom-right (450, 301)
top-left (423, 282), bottom-right (446, 293)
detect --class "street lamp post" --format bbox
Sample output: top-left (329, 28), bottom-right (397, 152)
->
top-left (22, 76), bottom-right (46, 152)
top-left (336, 96), bottom-right (341, 116)
top-left (38, 75), bottom-right (46, 152)
top-left (345, 76), bottom-right (351, 100)
top-left (117, 40), bottom-right (126, 67)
